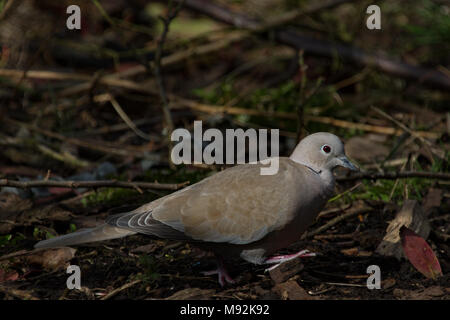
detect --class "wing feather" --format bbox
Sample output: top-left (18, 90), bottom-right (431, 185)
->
top-left (107, 158), bottom-right (315, 245)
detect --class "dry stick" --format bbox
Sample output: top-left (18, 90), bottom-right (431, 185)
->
top-left (0, 179), bottom-right (186, 191)
top-left (99, 279), bottom-right (142, 300)
top-left (179, 0), bottom-right (450, 91)
top-left (336, 171), bottom-right (450, 182)
top-left (153, 0), bottom-right (185, 165)
top-left (302, 207), bottom-right (374, 239)
top-left (371, 106), bottom-right (434, 148)
top-left (36, 144), bottom-right (91, 168)
top-left (0, 0), bottom-right (17, 21)
top-left (107, 94), bottom-right (153, 140)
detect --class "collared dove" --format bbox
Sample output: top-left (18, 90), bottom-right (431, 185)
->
top-left (35, 132), bottom-right (357, 285)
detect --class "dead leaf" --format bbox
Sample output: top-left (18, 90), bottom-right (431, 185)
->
top-left (340, 247), bottom-right (372, 257)
top-left (268, 258), bottom-right (304, 284)
top-left (25, 248), bottom-right (76, 271)
top-left (0, 269), bottom-right (19, 283)
top-left (131, 244), bottom-right (158, 254)
top-left (272, 280), bottom-right (314, 300)
top-left (381, 278), bottom-right (396, 290)
top-left (400, 226), bottom-right (442, 280)
top-left (376, 200), bottom-right (430, 259)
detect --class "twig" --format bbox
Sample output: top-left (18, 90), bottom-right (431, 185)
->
top-left (99, 279), bottom-right (142, 300)
top-left (106, 94), bottom-right (153, 141)
top-left (302, 206), bottom-right (374, 239)
top-left (0, 179), bottom-right (188, 191)
top-left (336, 171), bottom-right (450, 182)
top-left (371, 106), bottom-right (434, 148)
top-left (153, 0), bottom-right (185, 164)
top-left (328, 182), bottom-right (362, 203)
top-left (36, 144), bottom-right (91, 168)
top-left (314, 233), bottom-right (357, 240)
top-left (0, 0), bottom-right (16, 21)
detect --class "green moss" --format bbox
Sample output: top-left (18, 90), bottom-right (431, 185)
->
top-left (137, 255), bottom-right (161, 284)
top-left (82, 188), bottom-right (142, 207)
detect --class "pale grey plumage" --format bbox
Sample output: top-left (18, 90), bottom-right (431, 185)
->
top-left (35, 132), bottom-right (357, 265)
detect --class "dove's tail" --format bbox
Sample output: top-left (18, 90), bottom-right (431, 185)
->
top-left (34, 224), bottom-right (136, 249)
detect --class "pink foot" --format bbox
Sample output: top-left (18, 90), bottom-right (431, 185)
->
top-left (264, 249), bottom-right (316, 272)
top-left (202, 258), bottom-right (235, 287)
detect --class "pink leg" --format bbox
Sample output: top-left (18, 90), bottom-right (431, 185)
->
top-left (202, 257), bottom-right (235, 287)
top-left (264, 249), bottom-right (316, 272)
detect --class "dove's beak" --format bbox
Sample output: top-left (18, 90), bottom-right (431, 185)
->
top-left (338, 156), bottom-right (359, 171)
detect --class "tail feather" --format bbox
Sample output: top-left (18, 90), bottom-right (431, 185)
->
top-left (34, 224), bottom-right (136, 249)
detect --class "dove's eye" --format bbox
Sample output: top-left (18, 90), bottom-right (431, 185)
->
top-left (321, 145), bottom-right (331, 154)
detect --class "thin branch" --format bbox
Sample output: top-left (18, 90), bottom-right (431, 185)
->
top-left (0, 179), bottom-right (188, 191)
top-left (0, 0), bottom-right (16, 21)
top-left (107, 94), bottom-right (153, 141)
top-left (336, 171), bottom-right (450, 182)
top-left (302, 207), bottom-right (374, 239)
top-left (153, 0), bottom-right (185, 164)
top-left (99, 279), bottom-right (142, 300)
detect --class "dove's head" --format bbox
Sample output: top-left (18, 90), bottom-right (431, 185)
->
top-left (290, 132), bottom-right (358, 173)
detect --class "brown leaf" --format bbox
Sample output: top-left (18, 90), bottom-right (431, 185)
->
top-left (381, 278), bottom-right (396, 290)
top-left (0, 269), bottom-right (19, 283)
top-left (25, 248), bottom-right (76, 271)
top-left (376, 200), bottom-right (430, 259)
top-left (340, 247), bottom-right (372, 257)
top-left (272, 280), bottom-right (314, 300)
top-left (268, 258), bottom-right (304, 284)
top-left (400, 226), bottom-right (442, 280)
top-left (131, 244), bottom-right (158, 254)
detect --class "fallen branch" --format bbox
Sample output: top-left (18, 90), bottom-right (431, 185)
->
top-left (99, 279), bottom-right (142, 300)
top-left (0, 179), bottom-right (187, 191)
top-left (302, 205), bottom-right (374, 239)
top-left (336, 171), bottom-right (450, 182)
top-left (178, 0), bottom-right (450, 91)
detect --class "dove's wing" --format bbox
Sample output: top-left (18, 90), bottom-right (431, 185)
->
top-left (107, 158), bottom-right (320, 245)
